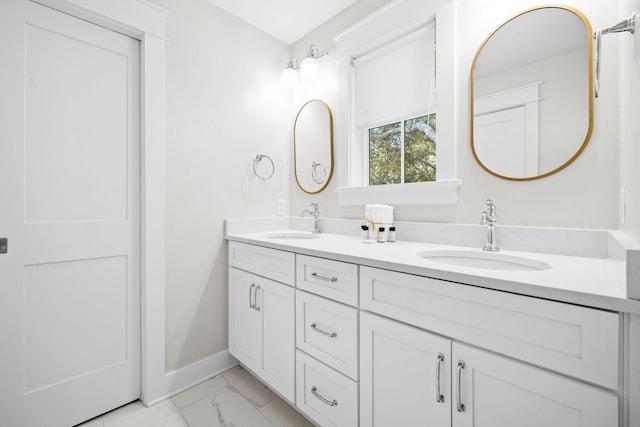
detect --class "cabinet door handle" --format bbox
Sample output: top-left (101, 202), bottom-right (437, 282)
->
top-left (249, 283), bottom-right (256, 309)
top-left (254, 285), bottom-right (261, 311)
top-left (456, 360), bottom-right (465, 412)
top-left (436, 353), bottom-right (445, 403)
top-left (310, 322), bottom-right (337, 338)
top-left (311, 386), bottom-right (338, 407)
top-left (311, 272), bottom-right (338, 283)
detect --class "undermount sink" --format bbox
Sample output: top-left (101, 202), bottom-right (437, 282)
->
top-left (417, 249), bottom-right (551, 271)
top-left (265, 231), bottom-right (320, 240)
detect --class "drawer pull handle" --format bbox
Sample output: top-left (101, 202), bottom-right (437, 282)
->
top-left (436, 353), bottom-right (445, 403)
top-left (254, 285), bottom-right (261, 312)
top-left (311, 272), bottom-right (338, 283)
top-left (249, 283), bottom-right (256, 309)
top-left (311, 386), bottom-right (338, 407)
top-left (456, 360), bottom-right (465, 412)
top-left (310, 322), bottom-right (337, 338)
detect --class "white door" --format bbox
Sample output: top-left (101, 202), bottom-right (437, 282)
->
top-left (360, 312), bottom-right (452, 427)
top-left (474, 107), bottom-right (529, 178)
top-left (0, 1), bottom-right (141, 426)
top-left (452, 343), bottom-right (618, 427)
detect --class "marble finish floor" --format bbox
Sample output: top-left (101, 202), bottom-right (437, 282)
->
top-left (77, 366), bottom-right (314, 427)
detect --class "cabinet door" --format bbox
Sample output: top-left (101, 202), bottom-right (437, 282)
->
top-left (452, 343), bottom-right (618, 427)
top-left (228, 268), bottom-right (262, 370)
top-left (360, 312), bottom-right (452, 427)
top-left (259, 278), bottom-right (295, 402)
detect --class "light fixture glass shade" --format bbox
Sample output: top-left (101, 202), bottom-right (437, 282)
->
top-left (300, 56), bottom-right (319, 79)
top-left (281, 66), bottom-right (298, 88)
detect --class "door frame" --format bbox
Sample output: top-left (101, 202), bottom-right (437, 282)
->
top-left (31, 0), bottom-right (168, 405)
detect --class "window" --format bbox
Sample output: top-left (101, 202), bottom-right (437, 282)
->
top-left (353, 21), bottom-right (436, 187)
top-left (369, 114), bottom-right (436, 185)
top-left (334, 0), bottom-right (459, 205)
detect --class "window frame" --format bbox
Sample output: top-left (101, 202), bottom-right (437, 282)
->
top-left (333, 0), bottom-right (459, 205)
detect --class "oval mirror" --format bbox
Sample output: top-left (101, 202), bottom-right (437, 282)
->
top-left (294, 99), bottom-right (334, 194)
top-left (471, 6), bottom-right (593, 180)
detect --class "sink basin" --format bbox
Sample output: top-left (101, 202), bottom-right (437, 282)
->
top-left (417, 249), bottom-right (551, 271)
top-left (265, 231), bottom-right (320, 240)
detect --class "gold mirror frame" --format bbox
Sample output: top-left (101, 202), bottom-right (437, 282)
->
top-left (470, 5), bottom-right (594, 181)
top-left (293, 99), bottom-right (334, 194)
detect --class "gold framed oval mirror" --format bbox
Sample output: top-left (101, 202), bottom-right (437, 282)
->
top-left (470, 6), bottom-right (593, 181)
top-left (294, 99), bottom-right (334, 194)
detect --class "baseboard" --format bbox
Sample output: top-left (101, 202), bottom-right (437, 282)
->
top-left (144, 350), bottom-right (238, 406)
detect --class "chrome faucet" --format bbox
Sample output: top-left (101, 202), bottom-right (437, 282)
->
top-left (480, 199), bottom-right (499, 252)
top-left (301, 202), bottom-right (321, 234)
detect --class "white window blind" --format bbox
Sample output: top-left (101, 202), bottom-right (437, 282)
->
top-left (353, 21), bottom-right (435, 130)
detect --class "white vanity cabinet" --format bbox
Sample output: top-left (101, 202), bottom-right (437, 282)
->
top-left (228, 242), bottom-right (296, 402)
top-left (360, 266), bottom-right (620, 427)
top-left (226, 237), bottom-right (629, 427)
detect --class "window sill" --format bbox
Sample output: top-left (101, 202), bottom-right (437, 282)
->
top-left (335, 179), bottom-right (461, 205)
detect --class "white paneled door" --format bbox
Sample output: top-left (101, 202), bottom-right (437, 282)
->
top-left (0, 1), bottom-right (141, 426)
top-left (474, 107), bottom-right (528, 178)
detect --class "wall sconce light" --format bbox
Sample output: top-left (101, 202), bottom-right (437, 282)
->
top-left (280, 44), bottom-right (328, 87)
top-left (300, 44), bottom-right (328, 79)
top-left (281, 57), bottom-right (299, 88)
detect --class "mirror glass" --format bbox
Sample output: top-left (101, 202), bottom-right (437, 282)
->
top-left (471, 6), bottom-right (593, 180)
top-left (294, 99), bottom-right (334, 194)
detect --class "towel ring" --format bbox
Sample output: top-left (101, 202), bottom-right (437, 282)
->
top-left (253, 153), bottom-right (274, 180)
top-left (311, 162), bottom-right (327, 184)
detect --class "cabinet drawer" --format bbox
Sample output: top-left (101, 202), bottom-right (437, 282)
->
top-left (229, 241), bottom-right (295, 286)
top-left (360, 266), bottom-right (619, 389)
top-left (296, 255), bottom-right (358, 306)
top-left (296, 350), bottom-right (358, 427)
top-left (296, 291), bottom-right (358, 380)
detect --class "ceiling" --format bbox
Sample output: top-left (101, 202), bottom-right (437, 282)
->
top-left (207, 0), bottom-right (358, 45)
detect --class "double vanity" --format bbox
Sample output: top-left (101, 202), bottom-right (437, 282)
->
top-left (225, 217), bottom-right (640, 427)
top-left (221, 2), bottom-right (640, 425)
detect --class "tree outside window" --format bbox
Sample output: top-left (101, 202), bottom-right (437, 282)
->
top-left (369, 114), bottom-right (436, 186)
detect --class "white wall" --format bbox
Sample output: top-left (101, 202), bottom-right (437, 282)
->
top-left (291, 0), bottom-right (621, 229)
top-left (620, 0), bottom-right (640, 241)
top-left (148, 0), bottom-right (291, 372)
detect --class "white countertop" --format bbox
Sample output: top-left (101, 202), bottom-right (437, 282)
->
top-left (225, 218), bottom-right (640, 314)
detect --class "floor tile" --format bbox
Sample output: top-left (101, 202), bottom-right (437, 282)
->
top-left (172, 375), bottom-right (229, 410)
top-left (259, 396), bottom-right (315, 427)
top-left (102, 400), bottom-right (187, 427)
top-left (213, 386), bottom-right (274, 427)
top-left (222, 366), bottom-right (274, 408)
top-left (182, 385), bottom-right (274, 427)
top-left (179, 394), bottom-right (224, 427)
